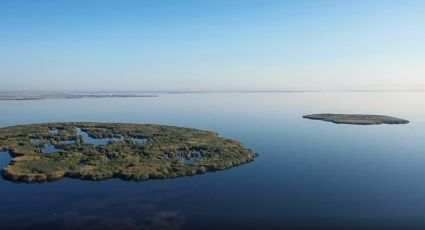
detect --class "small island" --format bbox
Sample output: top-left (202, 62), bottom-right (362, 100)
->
top-left (303, 114), bottom-right (409, 125)
top-left (0, 122), bottom-right (257, 183)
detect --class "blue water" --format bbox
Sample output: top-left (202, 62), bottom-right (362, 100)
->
top-left (0, 151), bottom-right (12, 168)
top-left (76, 128), bottom-right (148, 146)
top-left (1, 92), bottom-right (425, 229)
top-left (43, 144), bottom-right (63, 154)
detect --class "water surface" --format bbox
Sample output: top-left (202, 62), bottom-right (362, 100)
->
top-left (1, 92), bottom-right (425, 229)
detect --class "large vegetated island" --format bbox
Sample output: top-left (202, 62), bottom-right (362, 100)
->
top-left (303, 114), bottom-right (409, 125)
top-left (0, 122), bottom-right (257, 183)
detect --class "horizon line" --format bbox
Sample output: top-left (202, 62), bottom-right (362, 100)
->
top-left (1, 89), bottom-right (425, 94)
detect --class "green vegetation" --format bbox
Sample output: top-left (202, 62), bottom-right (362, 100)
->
top-left (303, 114), bottom-right (409, 125)
top-left (0, 122), bottom-right (258, 183)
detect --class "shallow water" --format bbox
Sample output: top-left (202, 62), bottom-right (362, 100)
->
top-left (0, 151), bottom-right (12, 168)
top-left (1, 92), bottom-right (425, 229)
top-left (43, 144), bottom-right (63, 154)
top-left (31, 127), bottom-right (149, 155)
top-left (76, 128), bottom-right (119, 146)
top-left (75, 127), bottom-right (148, 146)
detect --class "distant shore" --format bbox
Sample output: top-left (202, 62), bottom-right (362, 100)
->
top-left (1, 90), bottom-right (425, 101)
top-left (0, 94), bottom-right (157, 101)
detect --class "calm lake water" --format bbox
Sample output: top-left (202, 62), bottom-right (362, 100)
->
top-left (1, 92), bottom-right (425, 230)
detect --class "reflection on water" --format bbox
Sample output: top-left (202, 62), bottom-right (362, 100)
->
top-left (0, 92), bottom-right (425, 229)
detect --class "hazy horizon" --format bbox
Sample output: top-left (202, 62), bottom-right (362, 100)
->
top-left (1, 0), bottom-right (424, 91)
top-left (3, 89), bottom-right (425, 94)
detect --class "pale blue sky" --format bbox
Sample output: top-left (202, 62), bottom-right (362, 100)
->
top-left (0, 0), bottom-right (424, 91)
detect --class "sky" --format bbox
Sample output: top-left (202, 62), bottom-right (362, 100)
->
top-left (0, 0), bottom-right (424, 91)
